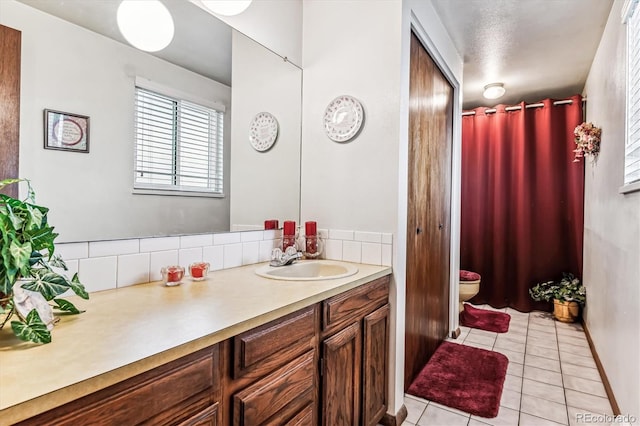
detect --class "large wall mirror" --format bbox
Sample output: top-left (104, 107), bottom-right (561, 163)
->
top-left (1, 0), bottom-right (301, 242)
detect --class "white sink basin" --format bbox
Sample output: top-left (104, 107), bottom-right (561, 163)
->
top-left (255, 260), bottom-right (358, 281)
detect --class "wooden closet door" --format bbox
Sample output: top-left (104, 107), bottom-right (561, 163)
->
top-left (404, 31), bottom-right (453, 390)
top-left (0, 24), bottom-right (21, 198)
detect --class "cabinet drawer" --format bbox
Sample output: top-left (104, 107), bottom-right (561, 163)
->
top-left (177, 403), bottom-right (219, 426)
top-left (285, 404), bottom-right (314, 425)
top-left (322, 275), bottom-right (390, 332)
top-left (233, 350), bottom-right (316, 425)
top-left (20, 347), bottom-right (218, 426)
top-left (234, 305), bottom-right (316, 379)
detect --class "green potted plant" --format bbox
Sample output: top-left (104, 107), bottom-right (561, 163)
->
top-left (529, 272), bottom-right (586, 323)
top-left (0, 178), bottom-right (88, 344)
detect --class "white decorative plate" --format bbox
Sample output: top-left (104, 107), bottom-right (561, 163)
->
top-left (323, 95), bottom-right (364, 142)
top-left (249, 112), bottom-right (279, 152)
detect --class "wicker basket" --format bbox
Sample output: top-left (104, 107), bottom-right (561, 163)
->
top-left (553, 299), bottom-right (580, 323)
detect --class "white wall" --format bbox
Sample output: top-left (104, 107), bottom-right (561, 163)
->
top-left (301, 0), bottom-right (463, 415)
top-left (230, 31), bottom-right (302, 229)
top-left (582, 0), bottom-right (640, 418)
top-left (1, 0), bottom-right (232, 242)
top-left (191, 0), bottom-right (303, 67)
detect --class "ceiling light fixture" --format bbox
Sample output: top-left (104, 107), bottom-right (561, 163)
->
top-left (117, 0), bottom-right (175, 52)
top-left (201, 0), bottom-right (252, 16)
top-left (483, 83), bottom-right (506, 100)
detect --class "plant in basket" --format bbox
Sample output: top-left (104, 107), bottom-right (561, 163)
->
top-left (529, 273), bottom-right (585, 323)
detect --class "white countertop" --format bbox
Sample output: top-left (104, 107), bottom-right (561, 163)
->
top-left (0, 261), bottom-right (391, 424)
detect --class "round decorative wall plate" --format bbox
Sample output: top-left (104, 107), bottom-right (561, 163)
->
top-left (249, 112), bottom-right (279, 152)
top-left (323, 95), bottom-right (364, 142)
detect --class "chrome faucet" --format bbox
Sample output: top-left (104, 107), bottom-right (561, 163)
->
top-left (270, 246), bottom-right (303, 267)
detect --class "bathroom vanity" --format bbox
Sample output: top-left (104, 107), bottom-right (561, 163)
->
top-left (0, 262), bottom-right (391, 425)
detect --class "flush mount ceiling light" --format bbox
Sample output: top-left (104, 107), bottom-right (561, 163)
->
top-left (483, 83), bottom-right (506, 100)
top-left (201, 0), bottom-right (252, 16)
top-left (117, 0), bottom-right (174, 52)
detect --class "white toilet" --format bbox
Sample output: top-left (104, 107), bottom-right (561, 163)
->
top-left (459, 270), bottom-right (481, 313)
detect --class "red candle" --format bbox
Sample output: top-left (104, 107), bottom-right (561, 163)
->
top-left (305, 221), bottom-right (317, 236)
top-left (189, 262), bottom-right (209, 279)
top-left (162, 265), bottom-right (185, 286)
top-left (283, 220), bottom-right (296, 236)
top-left (305, 236), bottom-right (317, 254)
top-left (264, 219), bottom-right (279, 230)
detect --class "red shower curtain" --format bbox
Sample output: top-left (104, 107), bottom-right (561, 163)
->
top-left (460, 95), bottom-right (584, 312)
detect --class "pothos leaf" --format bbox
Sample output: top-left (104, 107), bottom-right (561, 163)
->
top-left (47, 254), bottom-right (67, 270)
top-left (70, 273), bottom-right (89, 300)
top-left (9, 241), bottom-right (31, 276)
top-left (20, 270), bottom-right (70, 301)
top-left (52, 298), bottom-right (84, 314)
top-left (11, 309), bottom-right (52, 344)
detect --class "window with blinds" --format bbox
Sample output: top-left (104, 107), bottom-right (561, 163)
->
top-left (134, 87), bottom-right (224, 194)
top-left (625, 0), bottom-right (640, 185)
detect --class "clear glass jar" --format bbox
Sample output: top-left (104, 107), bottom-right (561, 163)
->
top-left (189, 262), bottom-right (210, 281)
top-left (161, 265), bottom-right (185, 286)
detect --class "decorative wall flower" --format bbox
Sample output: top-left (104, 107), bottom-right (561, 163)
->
top-left (573, 122), bottom-right (601, 163)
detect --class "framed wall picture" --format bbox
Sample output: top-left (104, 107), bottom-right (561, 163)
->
top-left (44, 109), bottom-right (90, 153)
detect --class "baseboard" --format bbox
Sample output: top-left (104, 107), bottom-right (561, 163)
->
top-left (379, 404), bottom-right (408, 426)
top-left (582, 320), bottom-right (621, 415)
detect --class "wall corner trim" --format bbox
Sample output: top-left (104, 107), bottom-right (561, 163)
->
top-left (582, 320), bottom-right (622, 415)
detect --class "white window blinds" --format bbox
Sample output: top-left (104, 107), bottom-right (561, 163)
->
top-left (626, 0), bottom-right (640, 185)
top-left (134, 87), bottom-right (224, 194)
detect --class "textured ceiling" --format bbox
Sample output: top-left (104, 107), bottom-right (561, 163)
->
top-left (431, 0), bottom-right (614, 109)
top-left (17, 0), bottom-right (232, 85)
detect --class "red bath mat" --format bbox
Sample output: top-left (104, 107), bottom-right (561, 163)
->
top-left (460, 303), bottom-right (511, 333)
top-left (407, 342), bottom-right (509, 418)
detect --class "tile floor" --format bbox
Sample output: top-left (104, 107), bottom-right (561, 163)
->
top-left (403, 304), bottom-right (619, 426)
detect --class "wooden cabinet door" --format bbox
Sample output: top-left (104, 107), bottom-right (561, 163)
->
top-left (0, 24), bottom-right (21, 198)
top-left (405, 30), bottom-right (453, 389)
top-left (321, 322), bottom-right (361, 426)
top-left (233, 350), bottom-right (316, 425)
top-left (177, 403), bottom-right (219, 426)
top-left (362, 304), bottom-right (390, 426)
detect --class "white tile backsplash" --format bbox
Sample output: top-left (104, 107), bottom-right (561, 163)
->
top-left (355, 231), bottom-right (382, 243)
top-left (117, 253), bottom-right (150, 287)
top-left (324, 239), bottom-right (343, 260)
top-left (214, 232), bottom-right (242, 245)
top-left (223, 243), bottom-right (243, 268)
top-left (342, 241), bottom-right (362, 263)
top-left (178, 248), bottom-right (202, 270)
top-left (203, 245), bottom-right (224, 271)
top-left (259, 240), bottom-right (275, 262)
top-left (329, 229), bottom-right (354, 240)
top-left (58, 229), bottom-right (391, 294)
top-left (149, 250), bottom-right (179, 281)
top-left (139, 236), bottom-right (180, 252)
top-left (382, 244), bottom-right (392, 266)
top-left (79, 256), bottom-right (117, 292)
top-left (89, 239), bottom-right (139, 258)
top-left (361, 242), bottom-right (382, 265)
top-left (56, 242), bottom-right (88, 260)
top-left (262, 229), bottom-right (282, 240)
top-left (242, 242), bottom-right (260, 265)
top-left (241, 231), bottom-right (264, 243)
top-left (180, 234), bottom-right (213, 249)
